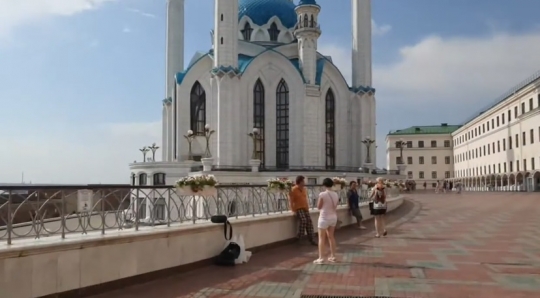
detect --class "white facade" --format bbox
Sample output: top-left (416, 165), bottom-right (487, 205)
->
top-left (386, 127), bottom-right (457, 189)
top-left (453, 72), bottom-right (540, 191)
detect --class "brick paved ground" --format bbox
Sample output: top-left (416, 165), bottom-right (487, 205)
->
top-left (93, 192), bottom-right (540, 298)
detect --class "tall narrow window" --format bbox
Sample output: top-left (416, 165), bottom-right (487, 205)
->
top-left (253, 79), bottom-right (265, 165)
top-left (325, 89), bottom-right (336, 169)
top-left (268, 22), bottom-right (280, 41)
top-left (276, 79), bottom-right (289, 168)
top-left (310, 15), bottom-right (315, 27)
top-left (303, 14), bottom-right (308, 27)
top-left (241, 22), bottom-right (252, 41)
top-left (190, 81), bottom-right (206, 135)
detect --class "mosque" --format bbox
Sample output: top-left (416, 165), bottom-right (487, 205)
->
top-left (129, 0), bottom-right (383, 184)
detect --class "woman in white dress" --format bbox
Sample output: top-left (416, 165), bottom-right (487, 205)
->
top-left (313, 178), bottom-right (339, 264)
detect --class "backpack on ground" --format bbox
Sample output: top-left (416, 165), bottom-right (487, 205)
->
top-left (211, 215), bottom-right (241, 266)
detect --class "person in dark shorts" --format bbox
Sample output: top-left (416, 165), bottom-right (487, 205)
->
top-left (347, 181), bottom-right (366, 229)
top-left (370, 177), bottom-right (388, 238)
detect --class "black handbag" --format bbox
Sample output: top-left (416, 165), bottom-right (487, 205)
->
top-left (211, 215), bottom-right (232, 240)
top-left (368, 202), bottom-right (374, 211)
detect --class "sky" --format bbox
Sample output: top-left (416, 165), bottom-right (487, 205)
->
top-left (1, 0), bottom-right (540, 184)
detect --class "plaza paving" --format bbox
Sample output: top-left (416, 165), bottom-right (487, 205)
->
top-left (93, 192), bottom-right (540, 298)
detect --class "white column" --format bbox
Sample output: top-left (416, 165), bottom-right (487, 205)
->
top-left (213, 0), bottom-right (238, 68)
top-left (162, 104), bottom-right (168, 161)
top-left (215, 76), bottom-right (240, 166)
top-left (351, 0), bottom-right (372, 88)
top-left (166, 0), bottom-right (184, 99)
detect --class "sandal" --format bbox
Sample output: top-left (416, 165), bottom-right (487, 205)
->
top-left (383, 230), bottom-right (388, 237)
top-left (375, 234), bottom-right (380, 238)
top-left (313, 258), bottom-right (324, 264)
top-left (327, 257), bottom-right (336, 263)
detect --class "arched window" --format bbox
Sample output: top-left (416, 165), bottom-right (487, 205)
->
top-left (325, 89), bottom-right (336, 169)
top-left (303, 14), bottom-right (308, 27)
top-left (268, 22), bottom-right (280, 42)
top-left (276, 79), bottom-right (289, 168)
top-left (190, 81), bottom-right (206, 135)
top-left (253, 79), bottom-right (265, 165)
top-left (310, 15), bottom-right (315, 27)
top-left (131, 173), bottom-right (136, 185)
top-left (139, 173), bottom-right (148, 186)
top-left (241, 22), bottom-right (252, 41)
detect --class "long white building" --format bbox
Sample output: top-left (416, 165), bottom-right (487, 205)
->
top-left (453, 71), bottom-right (540, 191)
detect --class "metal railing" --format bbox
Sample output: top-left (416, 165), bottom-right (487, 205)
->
top-left (0, 184), bottom-right (399, 245)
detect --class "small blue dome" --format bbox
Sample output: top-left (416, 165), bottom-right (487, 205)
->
top-left (239, 0), bottom-right (297, 29)
top-left (298, 0), bottom-right (318, 5)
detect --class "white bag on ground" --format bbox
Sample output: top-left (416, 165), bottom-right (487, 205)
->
top-left (235, 234), bottom-right (252, 264)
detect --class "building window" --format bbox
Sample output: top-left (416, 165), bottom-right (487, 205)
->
top-left (303, 13), bottom-right (308, 27)
top-left (396, 156), bottom-right (402, 164)
top-left (154, 198), bottom-right (166, 220)
top-left (509, 161), bottom-right (513, 172)
top-left (419, 171), bottom-right (424, 179)
top-left (524, 159), bottom-right (527, 171)
top-left (445, 156), bottom-right (450, 164)
top-left (532, 158), bottom-right (536, 170)
top-left (139, 173), bottom-right (147, 186)
top-left (431, 156), bottom-right (437, 164)
top-left (530, 98), bottom-right (534, 110)
top-left (418, 141), bottom-right (424, 148)
top-left (431, 171), bottom-right (437, 179)
top-left (517, 160), bottom-right (520, 171)
top-left (153, 173), bottom-right (166, 185)
top-left (419, 156), bottom-right (424, 164)
top-left (406, 141), bottom-right (412, 148)
top-left (431, 140), bottom-right (437, 147)
top-left (131, 173), bottom-right (136, 185)
top-left (514, 106), bottom-right (518, 118)
top-left (268, 22), bottom-right (280, 41)
top-left (190, 81), bottom-right (206, 135)
top-left (515, 134), bottom-right (519, 148)
top-left (530, 129), bottom-right (534, 144)
top-left (444, 140), bottom-right (450, 147)
top-left (396, 141), bottom-right (403, 148)
top-left (508, 110), bottom-right (511, 122)
top-left (407, 171), bottom-right (413, 179)
top-left (502, 113), bottom-right (505, 124)
top-left (509, 136), bottom-right (512, 149)
top-left (445, 171), bottom-right (450, 179)
top-left (241, 22), bottom-right (252, 41)
top-left (310, 14), bottom-right (315, 27)
top-left (503, 139), bottom-right (506, 151)
top-left (253, 79), bottom-right (265, 165)
top-left (504, 162), bottom-right (507, 172)
top-left (522, 132), bottom-right (526, 146)
top-left (276, 79), bottom-right (289, 168)
top-left (407, 156), bottom-right (413, 164)
top-left (325, 89), bottom-right (336, 169)
top-left (497, 140), bottom-right (500, 152)
top-left (521, 102), bottom-right (525, 114)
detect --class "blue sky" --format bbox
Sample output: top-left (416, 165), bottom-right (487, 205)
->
top-left (1, 0), bottom-right (540, 183)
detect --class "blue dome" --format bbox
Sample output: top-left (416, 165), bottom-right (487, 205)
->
top-left (298, 0), bottom-right (318, 5)
top-left (239, 0), bottom-right (298, 29)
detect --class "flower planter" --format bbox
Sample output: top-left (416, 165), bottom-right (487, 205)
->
top-left (176, 186), bottom-right (217, 197)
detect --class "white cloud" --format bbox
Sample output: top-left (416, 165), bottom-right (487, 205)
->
top-left (127, 8), bottom-right (156, 18)
top-left (0, 122), bottom-right (161, 184)
top-left (0, 0), bottom-right (116, 36)
top-left (122, 26), bottom-right (131, 33)
top-left (372, 19), bottom-right (391, 36)
top-left (320, 30), bottom-right (540, 167)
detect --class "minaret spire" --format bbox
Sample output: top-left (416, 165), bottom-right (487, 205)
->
top-left (294, 0), bottom-right (321, 85)
top-left (165, 0), bottom-right (185, 98)
top-left (351, 0), bottom-right (372, 88)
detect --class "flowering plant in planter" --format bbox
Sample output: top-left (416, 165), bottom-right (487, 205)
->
top-left (176, 174), bottom-right (218, 196)
top-left (363, 181), bottom-right (376, 188)
top-left (332, 177), bottom-right (347, 190)
top-left (267, 178), bottom-right (293, 192)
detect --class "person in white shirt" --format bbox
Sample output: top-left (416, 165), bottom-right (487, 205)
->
top-left (313, 178), bottom-right (339, 264)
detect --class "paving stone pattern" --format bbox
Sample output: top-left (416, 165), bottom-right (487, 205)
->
top-left (93, 192), bottom-right (540, 298)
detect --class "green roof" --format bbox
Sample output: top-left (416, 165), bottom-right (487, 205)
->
top-left (388, 124), bottom-right (461, 136)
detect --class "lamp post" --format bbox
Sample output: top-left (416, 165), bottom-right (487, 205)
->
top-left (397, 138), bottom-right (407, 164)
top-left (183, 130), bottom-right (195, 160)
top-left (139, 146), bottom-right (150, 162)
top-left (204, 124), bottom-right (215, 158)
top-left (148, 143), bottom-right (159, 161)
top-left (248, 128), bottom-right (260, 160)
top-left (361, 136), bottom-right (376, 164)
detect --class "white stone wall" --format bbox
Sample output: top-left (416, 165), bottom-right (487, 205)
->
top-left (453, 83), bottom-right (540, 178)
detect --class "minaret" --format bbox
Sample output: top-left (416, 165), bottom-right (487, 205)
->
top-left (352, 0), bottom-right (372, 88)
top-left (213, 0), bottom-right (238, 68)
top-left (351, 0), bottom-right (376, 168)
top-left (163, 0), bottom-right (184, 162)
top-left (294, 0), bottom-right (321, 85)
top-left (212, 0), bottom-right (241, 166)
top-left (165, 0), bottom-right (184, 98)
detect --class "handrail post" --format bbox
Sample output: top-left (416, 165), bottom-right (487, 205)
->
top-left (135, 188), bottom-right (140, 231)
top-left (7, 190), bottom-right (12, 245)
top-left (101, 190), bottom-right (105, 235)
top-left (61, 191), bottom-right (66, 239)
